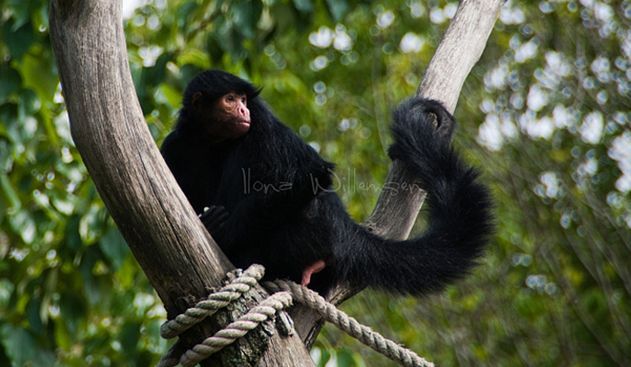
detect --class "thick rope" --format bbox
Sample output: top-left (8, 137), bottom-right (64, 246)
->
top-left (265, 280), bottom-right (434, 367)
top-left (160, 264), bottom-right (265, 339)
top-left (159, 264), bottom-right (433, 367)
top-left (179, 292), bottom-right (293, 367)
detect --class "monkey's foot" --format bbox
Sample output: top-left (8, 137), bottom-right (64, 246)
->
top-left (301, 259), bottom-right (326, 286)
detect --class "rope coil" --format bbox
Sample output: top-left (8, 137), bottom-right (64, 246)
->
top-left (180, 292), bottom-right (293, 367)
top-left (160, 264), bottom-right (265, 339)
top-left (159, 264), bottom-right (434, 367)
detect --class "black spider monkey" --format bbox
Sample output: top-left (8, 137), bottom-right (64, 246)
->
top-left (161, 69), bottom-right (492, 295)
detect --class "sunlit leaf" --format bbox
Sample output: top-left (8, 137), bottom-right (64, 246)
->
top-left (176, 48), bottom-right (211, 69)
top-left (0, 173), bottom-right (21, 209)
top-left (8, 211), bottom-right (36, 244)
top-left (14, 53), bottom-right (57, 104)
top-left (0, 280), bottom-right (14, 310)
top-left (79, 204), bottom-right (105, 245)
top-left (156, 83), bottom-right (182, 109)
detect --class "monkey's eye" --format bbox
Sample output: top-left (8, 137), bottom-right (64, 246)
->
top-left (225, 93), bottom-right (246, 105)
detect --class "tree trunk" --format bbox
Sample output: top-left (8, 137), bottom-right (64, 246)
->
top-left (49, 0), bottom-right (502, 364)
top-left (48, 1), bottom-right (313, 366)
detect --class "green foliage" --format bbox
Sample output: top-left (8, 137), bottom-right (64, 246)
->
top-left (1, 0), bottom-right (630, 366)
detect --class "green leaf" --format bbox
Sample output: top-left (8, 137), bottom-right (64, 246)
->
top-left (156, 83), bottom-right (183, 109)
top-left (2, 21), bottom-right (36, 60)
top-left (335, 349), bottom-right (355, 367)
top-left (14, 53), bottom-right (58, 103)
top-left (6, 0), bottom-right (32, 29)
top-left (25, 297), bottom-right (44, 333)
top-left (176, 48), bottom-right (211, 69)
top-left (19, 89), bottom-right (40, 115)
top-left (0, 66), bottom-right (22, 103)
top-left (8, 211), bottom-right (36, 244)
top-left (59, 291), bottom-right (86, 335)
top-left (144, 53), bottom-right (171, 85)
top-left (214, 19), bottom-right (244, 57)
top-left (0, 280), bottom-right (15, 310)
top-left (0, 324), bottom-right (56, 367)
top-left (80, 246), bottom-right (106, 305)
top-left (315, 347), bottom-right (331, 367)
top-left (177, 1), bottom-right (199, 30)
top-left (51, 197), bottom-right (75, 216)
top-left (293, 0), bottom-right (314, 13)
top-left (326, 0), bottom-right (348, 21)
top-left (100, 228), bottom-right (129, 270)
top-left (120, 321), bottom-right (141, 355)
top-left (232, 0), bottom-right (263, 39)
top-left (79, 204), bottom-right (105, 245)
top-left (64, 215), bottom-right (83, 251)
top-left (0, 173), bottom-right (21, 209)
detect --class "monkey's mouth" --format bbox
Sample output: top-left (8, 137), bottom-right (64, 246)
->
top-left (233, 120), bottom-right (251, 134)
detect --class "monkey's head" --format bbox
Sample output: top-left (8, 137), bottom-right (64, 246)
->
top-left (178, 70), bottom-right (261, 141)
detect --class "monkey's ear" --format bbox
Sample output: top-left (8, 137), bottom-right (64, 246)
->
top-left (251, 87), bottom-right (263, 99)
top-left (191, 91), bottom-right (204, 106)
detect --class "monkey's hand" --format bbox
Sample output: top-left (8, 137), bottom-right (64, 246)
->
top-left (388, 97), bottom-right (458, 190)
top-left (199, 206), bottom-right (229, 235)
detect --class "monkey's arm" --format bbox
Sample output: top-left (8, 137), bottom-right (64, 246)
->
top-left (160, 132), bottom-right (210, 213)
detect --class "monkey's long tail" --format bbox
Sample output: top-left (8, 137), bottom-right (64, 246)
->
top-left (336, 98), bottom-right (494, 295)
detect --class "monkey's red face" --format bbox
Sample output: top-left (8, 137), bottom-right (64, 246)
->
top-left (194, 91), bottom-right (252, 142)
top-left (213, 92), bottom-right (251, 138)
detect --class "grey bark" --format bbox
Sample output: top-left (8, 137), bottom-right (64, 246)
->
top-left (48, 0), bottom-right (502, 364)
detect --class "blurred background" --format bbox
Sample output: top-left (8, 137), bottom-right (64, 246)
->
top-left (0, 0), bottom-right (630, 366)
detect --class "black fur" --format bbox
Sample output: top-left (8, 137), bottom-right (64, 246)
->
top-left (161, 70), bottom-right (493, 295)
